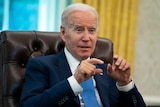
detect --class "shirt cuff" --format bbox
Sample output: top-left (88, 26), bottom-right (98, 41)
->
top-left (67, 76), bottom-right (82, 96)
top-left (116, 80), bottom-right (135, 92)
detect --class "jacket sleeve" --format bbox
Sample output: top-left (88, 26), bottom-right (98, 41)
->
top-left (118, 85), bottom-right (147, 107)
top-left (18, 58), bottom-right (76, 107)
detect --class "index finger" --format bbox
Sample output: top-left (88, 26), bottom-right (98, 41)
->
top-left (87, 58), bottom-right (104, 65)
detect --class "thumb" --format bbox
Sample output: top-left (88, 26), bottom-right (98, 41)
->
top-left (107, 63), bottom-right (112, 73)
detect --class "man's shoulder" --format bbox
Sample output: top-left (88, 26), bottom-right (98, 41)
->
top-left (34, 50), bottom-right (64, 59)
top-left (29, 50), bottom-right (65, 64)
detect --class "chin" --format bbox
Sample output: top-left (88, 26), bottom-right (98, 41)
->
top-left (78, 51), bottom-right (92, 59)
top-left (80, 55), bottom-right (91, 60)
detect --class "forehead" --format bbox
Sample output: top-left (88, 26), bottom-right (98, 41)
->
top-left (68, 10), bottom-right (98, 28)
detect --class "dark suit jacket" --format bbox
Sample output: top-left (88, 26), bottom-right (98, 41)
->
top-left (19, 50), bottom-right (146, 107)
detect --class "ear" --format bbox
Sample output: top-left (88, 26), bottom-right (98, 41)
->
top-left (60, 26), bottom-right (66, 42)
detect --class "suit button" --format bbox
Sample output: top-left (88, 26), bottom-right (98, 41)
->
top-left (58, 96), bottom-right (69, 105)
top-left (132, 95), bottom-right (137, 106)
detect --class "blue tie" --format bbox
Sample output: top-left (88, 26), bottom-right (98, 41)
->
top-left (81, 77), bottom-right (100, 107)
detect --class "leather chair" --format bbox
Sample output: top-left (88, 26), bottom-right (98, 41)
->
top-left (0, 31), bottom-right (113, 107)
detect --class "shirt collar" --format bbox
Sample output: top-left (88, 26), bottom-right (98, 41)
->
top-left (64, 47), bottom-right (80, 74)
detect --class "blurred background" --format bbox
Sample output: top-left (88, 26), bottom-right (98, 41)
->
top-left (0, 0), bottom-right (160, 106)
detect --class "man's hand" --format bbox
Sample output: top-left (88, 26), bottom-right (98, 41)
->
top-left (74, 58), bottom-right (104, 83)
top-left (107, 55), bottom-right (132, 86)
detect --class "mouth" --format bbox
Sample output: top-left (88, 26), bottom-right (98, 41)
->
top-left (78, 46), bottom-right (92, 52)
top-left (78, 46), bottom-right (91, 49)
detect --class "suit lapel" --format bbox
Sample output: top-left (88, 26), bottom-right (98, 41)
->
top-left (94, 64), bottom-right (110, 107)
top-left (55, 50), bottom-right (80, 106)
top-left (55, 50), bottom-right (72, 79)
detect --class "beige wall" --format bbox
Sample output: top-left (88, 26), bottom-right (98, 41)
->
top-left (134, 0), bottom-right (160, 106)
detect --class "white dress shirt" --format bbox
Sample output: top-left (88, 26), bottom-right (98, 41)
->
top-left (64, 47), bottom-right (134, 107)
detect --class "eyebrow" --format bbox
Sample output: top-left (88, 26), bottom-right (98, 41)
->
top-left (71, 24), bottom-right (97, 29)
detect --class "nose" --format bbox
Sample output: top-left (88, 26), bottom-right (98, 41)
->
top-left (82, 30), bottom-right (90, 41)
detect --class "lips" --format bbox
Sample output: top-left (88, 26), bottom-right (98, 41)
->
top-left (78, 46), bottom-right (91, 48)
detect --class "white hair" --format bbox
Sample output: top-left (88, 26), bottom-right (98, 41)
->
top-left (61, 3), bottom-right (99, 28)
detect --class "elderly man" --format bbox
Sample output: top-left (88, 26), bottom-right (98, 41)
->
top-left (19, 3), bottom-right (146, 107)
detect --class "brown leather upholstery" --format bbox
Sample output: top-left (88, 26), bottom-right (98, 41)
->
top-left (0, 31), bottom-right (113, 107)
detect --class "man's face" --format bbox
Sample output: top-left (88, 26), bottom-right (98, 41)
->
top-left (61, 10), bottom-right (98, 61)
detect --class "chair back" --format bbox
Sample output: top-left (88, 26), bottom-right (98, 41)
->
top-left (0, 31), bottom-right (113, 107)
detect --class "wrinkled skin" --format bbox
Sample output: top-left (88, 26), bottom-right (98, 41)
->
top-left (60, 10), bottom-right (131, 85)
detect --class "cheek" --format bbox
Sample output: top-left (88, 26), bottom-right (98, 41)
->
top-left (92, 37), bottom-right (97, 45)
top-left (65, 35), bottom-right (78, 49)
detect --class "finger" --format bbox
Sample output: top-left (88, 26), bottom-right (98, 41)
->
top-left (112, 55), bottom-right (118, 65)
top-left (85, 64), bottom-right (103, 75)
top-left (79, 61), bottom-right (96, 75)
top-left (113, 55), bottom-right (118, 60)
top-left (122, 63), bottom-right (130, 71)
top-left (113, 56), bottom-right (123, 66)
top-left (95, 68), bottom-right (103, 75)
top-left (87, 58), bottom-right (104, 65)
top-left (107, 63), bottom-right (112, 73)
top-left (118, 59), bottom-right (127, 70)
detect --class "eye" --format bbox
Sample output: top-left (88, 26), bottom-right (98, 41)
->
top-left (76, 27), bottom-right (84, 33)
top-left (89, 28), bottom-right (96, 34)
